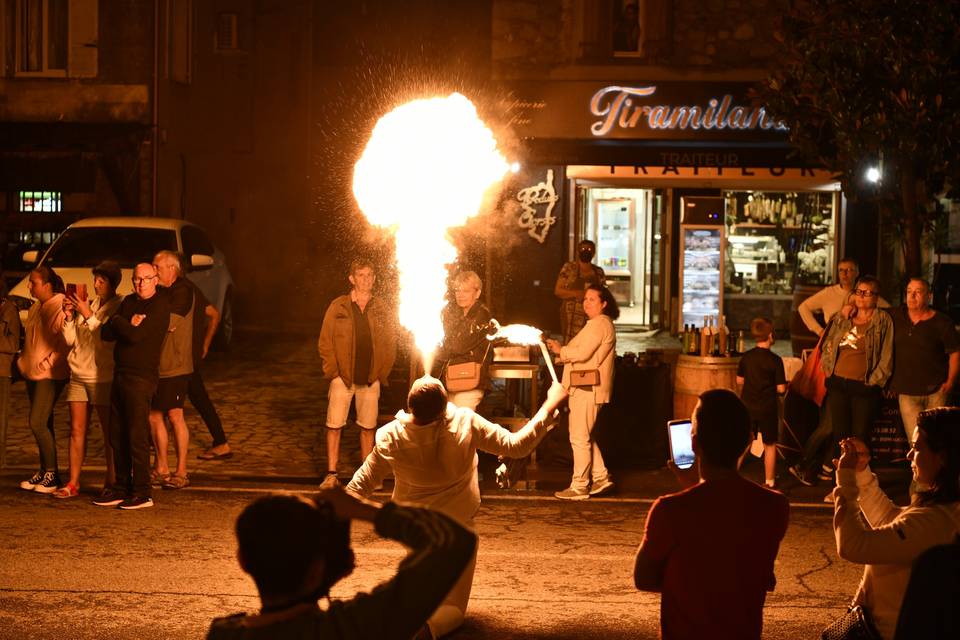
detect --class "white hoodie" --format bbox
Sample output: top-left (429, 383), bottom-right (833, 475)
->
top-left (833, 467), bottom-right (960, 639)
top-left (62, 296), bottom-right (122, 384)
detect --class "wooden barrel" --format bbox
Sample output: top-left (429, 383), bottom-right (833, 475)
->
top-left (790, 284), bottom-right (823, 357)
top-left (673, 355), bottom-right (741, 420)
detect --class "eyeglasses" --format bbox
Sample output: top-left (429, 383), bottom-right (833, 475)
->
top-left (853, 289), bottom-right (877, 298)
top-left (133, 276), bottom-right (157, 285)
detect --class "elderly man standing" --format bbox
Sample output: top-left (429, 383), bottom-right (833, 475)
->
top-left (890, 278), bottom-right (960, 441)
top-left (96, 263), bottom-right (170, 510)
top-left (799, 257), bottom-right (889, 336)
top-left (148, 250), bottom-right (195, 490)
top-left (318, 260), bottom-right (396, 483)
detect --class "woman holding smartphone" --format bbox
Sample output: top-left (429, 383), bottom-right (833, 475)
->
top-left (546, 284), bottom-right (619, 500)
top-left (53, 262), bottom-right (122, 499)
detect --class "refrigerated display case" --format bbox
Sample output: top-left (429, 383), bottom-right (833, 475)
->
top-left (679, 225), bottom-right (724, 328)
top-left (594, 198), bottom-right (634, 305)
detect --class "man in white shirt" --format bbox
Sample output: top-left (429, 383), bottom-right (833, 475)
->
top-left (799, 257), bottom-right (889, 336)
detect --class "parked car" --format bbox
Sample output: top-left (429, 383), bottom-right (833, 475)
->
top-left (8, 217), bottom-right (235, 349)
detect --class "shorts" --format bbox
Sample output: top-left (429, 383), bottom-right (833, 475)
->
top-left (66, 379), bottom-right (112, 406)
top-left (152, 375), bottom-right (190, 411)
top-left (750, 413), bottom-right (779, 445)
top-left (325, 377), bottom-right (380, 430)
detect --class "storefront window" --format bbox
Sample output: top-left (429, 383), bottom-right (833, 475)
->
top-left (723, 189), bottom-right (837, 296)
top-left (19, 190), bottom-right (61, 213)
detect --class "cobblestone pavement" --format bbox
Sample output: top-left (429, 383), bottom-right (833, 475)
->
top-left (0, 325), bottom-right (851, 501)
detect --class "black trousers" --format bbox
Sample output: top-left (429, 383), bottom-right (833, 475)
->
top-left (827, 375), bottom-right (881, 451)
top-left (188, 369), bottom-right (227, 446)
top-left (110, 374), bottom-right (157, 498)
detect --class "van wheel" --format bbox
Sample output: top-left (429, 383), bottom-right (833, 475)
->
top-left (213, 290), bottom-right (234, 351)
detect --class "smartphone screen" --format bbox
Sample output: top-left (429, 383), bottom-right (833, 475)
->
top-left (77, 283), bottom-right (88, 301)
top-left (668, 419), bottom-right (695, 470)
top-left (66, 283), bottom-right (77, 298)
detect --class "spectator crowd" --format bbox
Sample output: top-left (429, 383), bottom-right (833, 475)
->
top-left (4, 249), bottom-right (959, 640)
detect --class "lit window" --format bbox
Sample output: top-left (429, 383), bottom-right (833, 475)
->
top-left (19, 191), bottom-right (62, 213)
top-left (15, 0), bottom-right (68, 76)
top-left (611, 0), bottom-right (644, 56)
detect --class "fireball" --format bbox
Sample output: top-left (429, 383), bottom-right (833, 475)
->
top-left (353, 93), bottom-right (508, 369)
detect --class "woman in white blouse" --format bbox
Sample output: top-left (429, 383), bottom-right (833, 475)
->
top-left (831, 407), bottom-right (960, 639)
top-left (547, 284), bottom-right (620, 500)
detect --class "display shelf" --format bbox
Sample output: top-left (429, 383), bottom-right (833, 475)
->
top-left (732, 223), bottom-right (803, 230)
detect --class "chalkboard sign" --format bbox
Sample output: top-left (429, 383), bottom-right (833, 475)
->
top-left (870, 395), bottom-right (909, 466)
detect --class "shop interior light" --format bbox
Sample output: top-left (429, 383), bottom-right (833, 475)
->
top-left (865, 166), bottom-right (881, 183)
top-left (510, 161), bottom-right (521, 173)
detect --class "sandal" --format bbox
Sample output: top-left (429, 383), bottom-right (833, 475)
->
top-left (151, 470), bottom-right (171, 488)
top-left (162, 473), bottom-right (190, 490)
top-left (53, 482), bottom-right (80, 499)
top-left (197, 448), bottom-right (233, 460)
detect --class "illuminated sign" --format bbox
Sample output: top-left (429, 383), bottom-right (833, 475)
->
top-left (516, 169), bottom-right (559, 244)
top-left (589, 86), bottom-right (789, 137)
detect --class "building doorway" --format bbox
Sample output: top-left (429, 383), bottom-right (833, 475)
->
top-left (578, 185), bottom-right (665, 327)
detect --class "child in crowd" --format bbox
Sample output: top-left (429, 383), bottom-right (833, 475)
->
top-left (736, 317), bottom-right (787, 487)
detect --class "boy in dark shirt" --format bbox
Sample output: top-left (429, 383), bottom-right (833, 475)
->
top-left (736, 317), bottom-right (787, 488)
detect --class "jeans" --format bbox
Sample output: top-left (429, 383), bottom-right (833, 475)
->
top-left (25, 378), bottom-right (67, 471)
top-left (898, 389), bottom-right (949, 443)
top-left (567, 388), bottom-right (609, 491)
top-left (827, 376), bottom-right (881, 450)
top-left (110, 374), bottom-right (157, 498)
top-left (188, 369), bottom-right (227, 446)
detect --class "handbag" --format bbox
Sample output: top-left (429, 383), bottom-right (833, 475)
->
top-left (820, 605), bottom-right (880, 640)
top-left (570, 369), bottom-right (600, 387)
top-left (789, 319), bottom-right (832, 406)
top-left (444, 361), bottom-right (482, 392)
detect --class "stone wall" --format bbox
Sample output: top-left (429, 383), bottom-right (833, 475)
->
top-left (493, 0), bottom-right (789, 75)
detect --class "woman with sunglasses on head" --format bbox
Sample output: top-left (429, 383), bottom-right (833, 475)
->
top-left (831, 408), bottom-right (960, 640)
top-left (819, 274), bottom-right (894, 458)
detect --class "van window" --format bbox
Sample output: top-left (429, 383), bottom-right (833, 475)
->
top-left (41, 228), bottom-right (178, 268)
top-left (181, 225), bottom-right (216, 258)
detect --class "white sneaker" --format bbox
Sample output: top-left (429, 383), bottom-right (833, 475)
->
top-left (554, 486), bottom-right (589, 501)
top-left (19, 471), bottom-right (43, 491)
top-left (589, 479), bottom-right (615, 496)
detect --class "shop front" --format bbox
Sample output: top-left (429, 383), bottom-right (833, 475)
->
top-left (499, 80), bottom-right (845, 340)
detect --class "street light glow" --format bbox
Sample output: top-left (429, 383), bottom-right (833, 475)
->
top-left (865, 166), bottom-right (880, 183)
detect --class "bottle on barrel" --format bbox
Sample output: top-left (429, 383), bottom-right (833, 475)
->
top-left (691, 323), bottom-right (701, 355)
top-left (713, 316), bottom-right (724, 356)
top-left (736, 330), bottom-right (746, 355)
top-left (701, 316), bottom-right (711, 356)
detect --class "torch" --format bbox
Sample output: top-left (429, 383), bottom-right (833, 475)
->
top-left (487, 319), bottom-right (559, 383)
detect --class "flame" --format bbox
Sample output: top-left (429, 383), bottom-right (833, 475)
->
top-left (353, 93), bottom-right (508, 369)
top-left (488, 320), bottom-right (543, 345)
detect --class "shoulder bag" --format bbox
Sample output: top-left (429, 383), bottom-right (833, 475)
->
top-left (444, 343), bottom-right (491, 393)
top-left (570, 369), bottom-right (600, 387)
top-left (789, 318), bottom-right (833, 406)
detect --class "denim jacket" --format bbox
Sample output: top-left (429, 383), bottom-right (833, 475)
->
top-left (820, 309), bottom-right (894, 387)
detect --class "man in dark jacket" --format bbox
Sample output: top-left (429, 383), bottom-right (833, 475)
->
top-left (95, 263), bottom-right (170, 510)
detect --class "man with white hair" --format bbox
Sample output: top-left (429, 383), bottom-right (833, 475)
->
top-left (148, 250), bottom-right (195, 490)
top-left (96, 263), bottom-right (171, 510)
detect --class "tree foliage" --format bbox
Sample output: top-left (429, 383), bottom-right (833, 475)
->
top-left (758, 0), bottom-right (960, 277)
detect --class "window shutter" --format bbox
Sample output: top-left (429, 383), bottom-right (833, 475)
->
top-left (643, 0), bottom-right (672, 60)
top-left (68, 0), bottom-right (98, 78)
